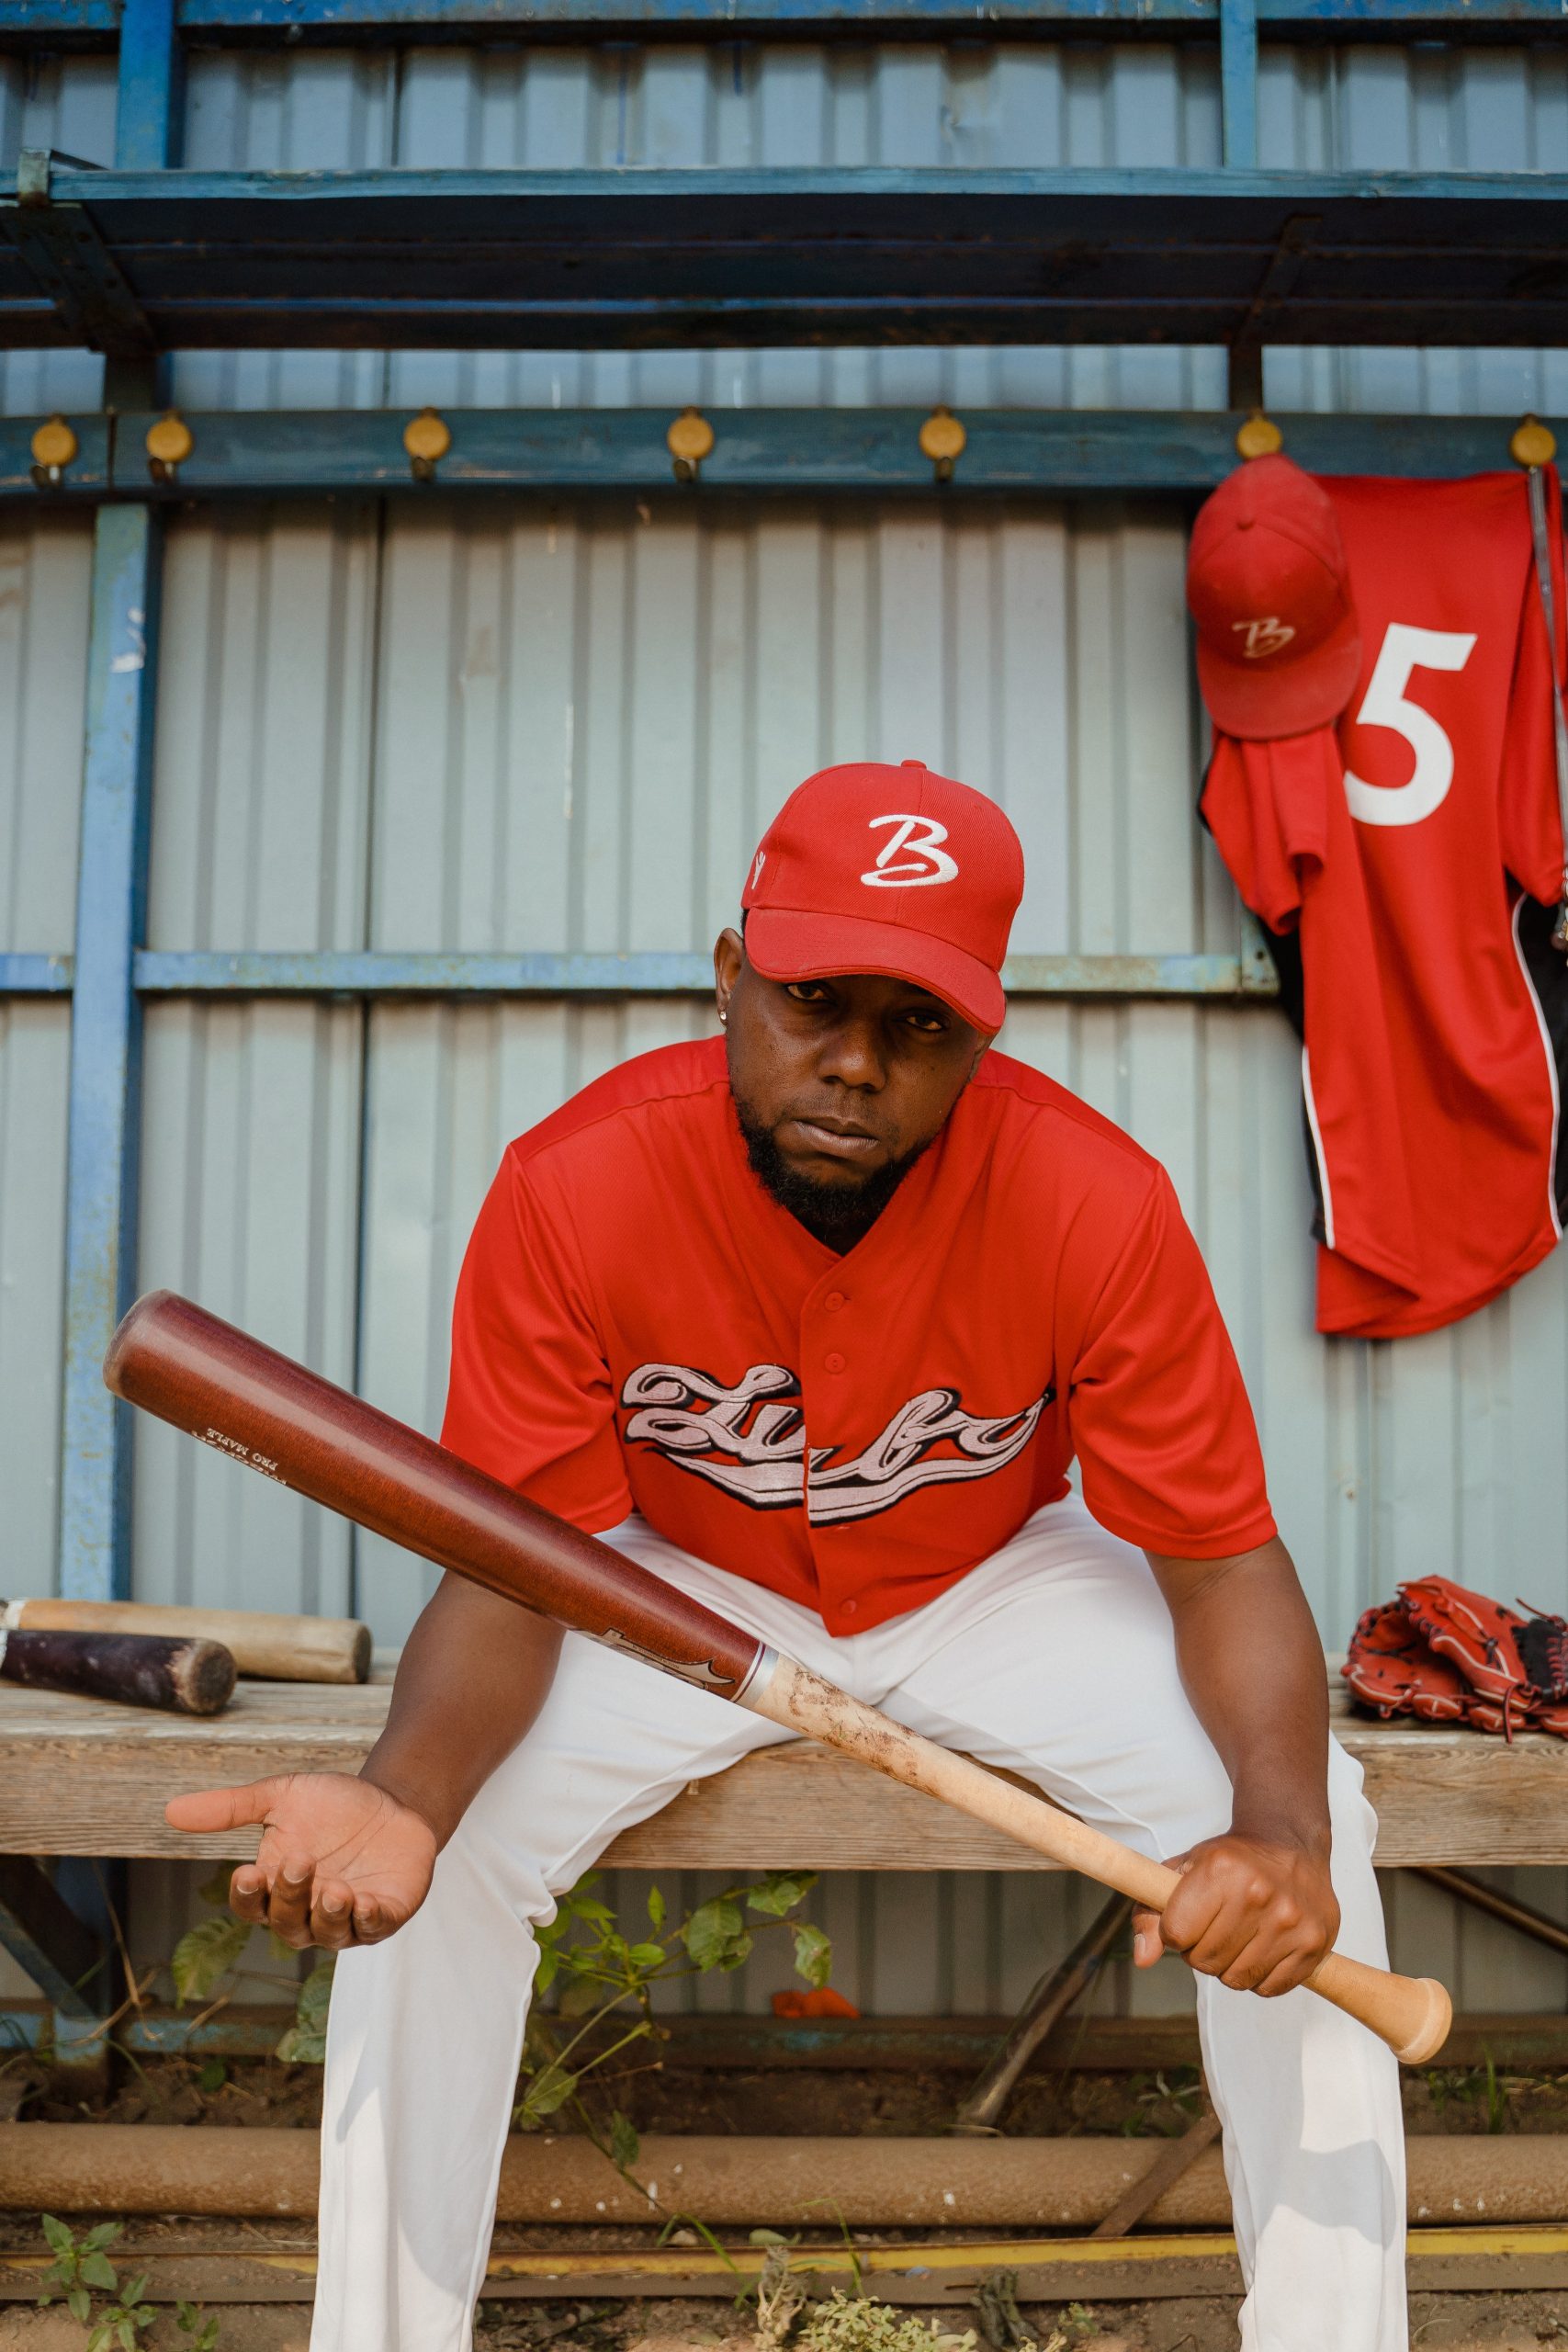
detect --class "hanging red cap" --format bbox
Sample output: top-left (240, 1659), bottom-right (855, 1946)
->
top-left (1187, 454), bottom-right (1362, 741)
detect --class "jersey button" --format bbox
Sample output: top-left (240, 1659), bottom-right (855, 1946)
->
top-left (824, 1291), bottom-right (847, 1313)
top-left (825, 1350), bottom-right (847, 1374)
top-left (842, 1600), bottom-right (860, 1617)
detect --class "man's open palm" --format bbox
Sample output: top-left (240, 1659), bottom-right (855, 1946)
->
top-left (165, 1773), bottom-right (439, 1951)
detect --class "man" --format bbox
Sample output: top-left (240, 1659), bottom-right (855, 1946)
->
top-left (170, 762), bottom-right (1404, 2352)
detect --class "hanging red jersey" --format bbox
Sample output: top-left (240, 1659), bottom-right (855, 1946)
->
top-left (1201, 470), bottom-right (1568, 1338)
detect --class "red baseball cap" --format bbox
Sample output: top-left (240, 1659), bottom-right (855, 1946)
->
top-left (741, 761), bottom-right (1024, 1034)
top-left (1187, 455), bottom-right (1361, 741)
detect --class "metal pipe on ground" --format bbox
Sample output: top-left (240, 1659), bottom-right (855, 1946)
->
top-left (950, 1891), bottom-right (1134, 2136)
top-left (2, 2129), bottom-right (1566, 2228)
top-left (1413, 1865), bottom-right (1568, 1961)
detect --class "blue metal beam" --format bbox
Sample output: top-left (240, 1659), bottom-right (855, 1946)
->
top-left (130, 948), bottom-right (1279, 998)
top-left (0, 406), bottom-right (1557, 503)
top-left (115, 0), bottom-right (185, 174)
top-left (2, 0), bottom-right (1565, 38)
top-left (0, 954), bottom-right (73, 990)
top-left (58, 506), bottom-right (163, 1605)
top-left (1219, 0), bottom-right (1258, 170)
top-left (6, 166), bottom-right (1568, 355)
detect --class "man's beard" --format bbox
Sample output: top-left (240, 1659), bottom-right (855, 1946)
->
top-left (736, 1101), bottom-right (931, 1253)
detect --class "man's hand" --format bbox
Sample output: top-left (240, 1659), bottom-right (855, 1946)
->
top-left (164, 1773), bottom-right (439, 1951)
top-left (1132, 1832), bottom-right (1339, 1996)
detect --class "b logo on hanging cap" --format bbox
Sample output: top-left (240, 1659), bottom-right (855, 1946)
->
top-left (860, 813), bottom-right (960, 888)
top-left (1232, 616), bottom-right (1297, 662)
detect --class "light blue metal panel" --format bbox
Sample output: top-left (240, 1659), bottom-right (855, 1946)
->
top-left (0, 1005), bottom-right (73, 1599)
top-left (131, 1000), bottom-right (363, 1612)
top-left (57, 504), bottom-right (162, 1602)
top-left (0, 513), bottom-right (92, 956)
top-left (0, 55), bottom-right (114, 416)
top-left (1261, 41), bottom-right (1568, 415)
top-left (145, 505), bottom-right (378, 952)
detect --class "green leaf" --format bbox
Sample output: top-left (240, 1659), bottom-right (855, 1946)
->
top-left (514, 2063), bottom-right (578, 2127)
top-left (715, 1931), bottom-right (752, 1972)
top-left (80, 2253), bottom-right (119, 2290)
top-left (118, 2316), bottom-right (138, 2349)
top-left (646, 1884), bottom-right (666, 1928)
top-left (197, 2058), bottom-right (228, 2094)
top-left (274, 2024), bottom-right (327, 2065)
top-left (171, 1914), bottom-right (252, 2007)
top-left (609, 2110), bottom-right (640, 2169)
top-left (682, 1895), bottom-right (745, 1970)
top-left (558, 1975), bottom-right (606, 2019)
top-left (295, 1957), bottom-right (336, 2029)
top-left (122, 2274), bottom-right (150, 2307)
top-left (196, 1865), bottom-right (234, 1908)
top-left (747, 1871), bottom-right (818, 1918)
top-left (568, 1898), bottom-right (615, 1927)
top-left (70, 2287), bottom-right (92, 2324)
top-left (533, 1948), bottom-right (559, 1996)
top-left (85, 2320), bottom-right (108, 2352)
top-left (84, 2225), bottom-right (123, 2253)
top-left (177, 2304), bottom-right (198, 2331)
top-left (41, 2215), bottom-right (73, 2256)
top-left (791, 1924), bottom-right (833, 1989)
top-left (626, 1943), bottom-right (666, 1973)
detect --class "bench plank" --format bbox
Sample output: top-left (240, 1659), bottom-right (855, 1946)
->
top-left (2, 1680), bottom-right (1565, 1868)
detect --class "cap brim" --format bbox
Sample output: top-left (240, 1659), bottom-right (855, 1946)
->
top-left (745, 907), bottom-right (1006, 1033)
top-left (1198, 611), bottom-right (1363, 741)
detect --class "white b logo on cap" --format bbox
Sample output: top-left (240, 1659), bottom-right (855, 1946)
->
top-left (861, 813), bottom-right (959, 888)
top-left (1232, 616), bottom-right (1296, 661)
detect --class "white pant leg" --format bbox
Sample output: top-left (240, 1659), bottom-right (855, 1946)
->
top-left (875, 1494), bottom-right (1405, 2352)
top-left (310, 1521), bottom-right (816, 2352)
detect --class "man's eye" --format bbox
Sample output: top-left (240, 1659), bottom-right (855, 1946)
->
top-left (906, 1012), bottom-right (948, 1035)
top-left (788, 983), bottom-right (832, 1004)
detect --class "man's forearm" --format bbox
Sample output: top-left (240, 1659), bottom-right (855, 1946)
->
top-left (360, 1573), bottom-right (564, 1847)
top-left (1146, 1537), bottom-right (1331, 1858)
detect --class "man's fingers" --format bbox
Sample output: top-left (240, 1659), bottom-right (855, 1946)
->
top-left (164, 1780), bottom-right (282, 1835)
top-left (1131, 1905), bottom-right (1165, 1969)
top-left (266, 1860), bottom-right (318, 1948)
top-left (308, 1879), bottom-right (360, 1951)
top-left (229, 1865), bottom-right (271, 1926)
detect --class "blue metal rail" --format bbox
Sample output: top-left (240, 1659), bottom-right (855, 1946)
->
top-left (6, 161), bottom-right (1568, 355)
top-left (0, 406), bottom-right (1555, 501)
top-left (3, 0), bottom-right (1564, 35)
top-left (0, 948), bottom-right (1282, 999)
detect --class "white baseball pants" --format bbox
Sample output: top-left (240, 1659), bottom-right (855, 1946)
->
top-left (310, 1495), bottom-right (1405, 2352)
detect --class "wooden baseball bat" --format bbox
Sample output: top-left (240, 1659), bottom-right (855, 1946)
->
top-left (104, 1289), bottom-right (1452, 2064)
top-left (0, 1625), bottom-right (235, 1716)
top-left (0, 1598), bottom-right (370, 1684)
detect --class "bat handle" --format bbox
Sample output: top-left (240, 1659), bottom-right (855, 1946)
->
top-left (745, 1654), bottom-right (1451, 2065)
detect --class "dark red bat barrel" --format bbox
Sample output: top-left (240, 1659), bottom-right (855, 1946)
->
top-left (104, 1291), bottom-right (766, 1700)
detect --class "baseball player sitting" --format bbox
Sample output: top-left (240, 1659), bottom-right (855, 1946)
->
top-left (170, 763), bottom-right (1404, 2352)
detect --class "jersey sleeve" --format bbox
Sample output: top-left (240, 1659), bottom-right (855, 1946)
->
top-left (439, 1148), bottom-right (634, 1532)
top-left (1065, 1170), bottom-right (1277, 1559)
top-left (1200, 732), bottom-right (1334, 933)
top-left (1499, 466), bottom-right (1568, 904)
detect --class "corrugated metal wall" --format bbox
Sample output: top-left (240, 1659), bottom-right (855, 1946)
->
top-left (4, 34), bottom-right (1568, 2017)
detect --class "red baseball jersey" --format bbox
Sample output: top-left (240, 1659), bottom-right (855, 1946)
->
top-left (1202, 472), bottom-right (1568, 1338)
top-left (441, 1039), bottom-right (1275, 1631)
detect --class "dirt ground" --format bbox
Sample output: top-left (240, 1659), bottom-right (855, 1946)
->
top-left (8, 2044), bottom-right (1568, 2140)
top-left (6, 2289), bottom-right (1568, 2352)
top-left (7, 2050), bottom-right (1568, 2347)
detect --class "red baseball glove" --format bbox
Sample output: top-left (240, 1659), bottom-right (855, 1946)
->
top-left (1343, 1577), bottom-right (1568, 1740)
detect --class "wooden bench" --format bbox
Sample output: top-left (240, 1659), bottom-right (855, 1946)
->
top-left (4, 1669), bottom-right (1567, 1869)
